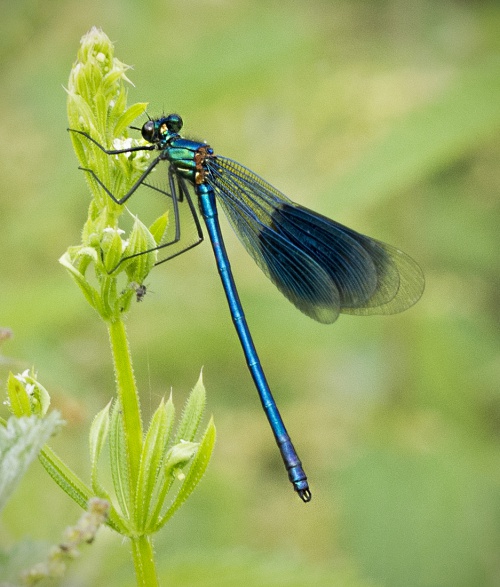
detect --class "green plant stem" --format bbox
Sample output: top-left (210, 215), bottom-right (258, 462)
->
top-left (107, 318), bottom-right (143, 509)
top-left (108, 318), bottom-right (160, 584)
top-left (130, 534), bottom-right (159, 587)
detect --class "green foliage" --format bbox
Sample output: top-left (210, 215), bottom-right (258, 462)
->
top-left (86, 374), bottom-right (214, 536)
top-left (59, 28), bottom-right (216, 584)
top-left (1, 28), bottom-right (216, 587)
top-left (6, 370), bottom-right (51, 417)
top-left (63, 27), bottom-right (160, 322)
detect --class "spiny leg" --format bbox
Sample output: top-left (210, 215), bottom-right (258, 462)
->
top-left (148, 171), bottom-right (204, 266)
top-left (68, 128), bottom-right (156, 156)
top-left (78, 153), bottom-right (163, 205)
top-left (79, 165), bottom-right (204, 270)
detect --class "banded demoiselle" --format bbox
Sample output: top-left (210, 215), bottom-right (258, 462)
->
top-left (70, 114), bottom-right (424, 502)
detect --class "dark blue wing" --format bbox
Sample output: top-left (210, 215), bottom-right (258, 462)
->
top-left (205, 156), bottom-right (424, 324)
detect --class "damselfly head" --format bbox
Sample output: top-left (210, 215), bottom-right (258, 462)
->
top-left (165, 113), bottom-right (183, 133)
top-left (142, 114), bottom-right (183, 145)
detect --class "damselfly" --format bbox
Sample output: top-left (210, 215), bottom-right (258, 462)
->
top-left (70, 114), bottom-right (424, 502)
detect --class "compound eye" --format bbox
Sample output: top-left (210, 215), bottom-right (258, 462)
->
top-left (141, 120), bottom-right (156, 142)
top-left (166, 114), bottom-right (183, 133)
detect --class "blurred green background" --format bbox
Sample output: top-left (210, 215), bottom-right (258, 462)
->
top-left (1, 1), bottom-right (499, 585)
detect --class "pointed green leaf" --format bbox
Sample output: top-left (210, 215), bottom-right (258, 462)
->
top-left (103, 228), bottom-right (127, 273)
top-left (174, 372), bottom-right (206, 444)
top-left (6, 372), bottom-right (31, 417)
top-left (122, 215), bottom-right (158, 283)
top-left (59, 251), bottom-right (100, 310)
top-left (114, 102), bottom-right (148, 137)
top-left (6, 370), bottom-right (51, 417)
top-left (134, 397), bottom-right (175, 528)
top-left (149, 212), bottom-right (169, 246)
top-left (89, 400), bottom-right (111, 493)
top-left (109, 400), bottom-right (130, 518)
top-left (28, 379), bottom-right (51, 417)
top-left (154, 417), bottom-right (215, 531)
